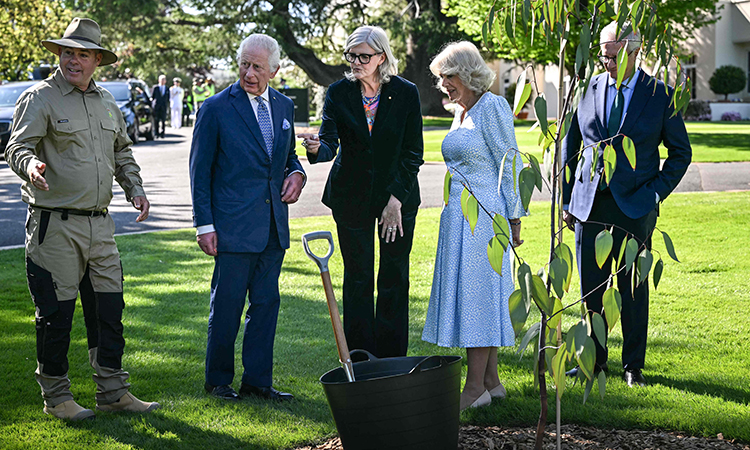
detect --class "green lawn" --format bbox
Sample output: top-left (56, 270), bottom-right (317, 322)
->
top-left (422, 121), bottom-right (750, 163)
top-left (1, 192), bottom-right (749, 449)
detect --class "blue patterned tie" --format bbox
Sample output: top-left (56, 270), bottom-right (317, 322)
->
top-left (255, 96), bottom-right (274, 159)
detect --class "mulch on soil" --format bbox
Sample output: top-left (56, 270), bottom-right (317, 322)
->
top-left (293, 425), bottom-right (750, 450)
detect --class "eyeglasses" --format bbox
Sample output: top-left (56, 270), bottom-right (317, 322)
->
top-left (597, 50), bottom-right (636, 66)
top-left (344, 52), bottom-right (382, 64)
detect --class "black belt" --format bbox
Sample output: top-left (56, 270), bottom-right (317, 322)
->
top-left (31, 205), bottom-right (108, 220)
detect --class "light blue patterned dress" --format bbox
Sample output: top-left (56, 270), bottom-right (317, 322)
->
top-left (422, 92), bottom-right (528, 348)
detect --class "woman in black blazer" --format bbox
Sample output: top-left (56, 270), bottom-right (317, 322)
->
top-left (299, 25), bottom-right (424, 357)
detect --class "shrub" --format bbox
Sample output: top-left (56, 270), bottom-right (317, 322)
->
top-left (721, 111), bottom-right (742, 121)
top-left (684, 99), bottom-right (711, 121)
top-left (709, 65), bottom-right (747, 100)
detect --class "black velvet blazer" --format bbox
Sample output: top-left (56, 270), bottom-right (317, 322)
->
top-left (308, 76), bottom-right (424, 222)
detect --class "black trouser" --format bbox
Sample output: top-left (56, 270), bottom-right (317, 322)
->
top-left (154, 107), bottom-right (167, 136)
top-left (334, 211), bottom-right (416, 358)
top-left (575, 189), bottom-right (657, 370)
top-left (32, 264), bottom-right (128, 405)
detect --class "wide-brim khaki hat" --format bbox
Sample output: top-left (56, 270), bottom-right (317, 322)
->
top-left (42, 17), bottom-right (118, 66)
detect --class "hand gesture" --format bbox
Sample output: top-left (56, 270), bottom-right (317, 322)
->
top-left (132, 196), bottom-right (150, 222)
top-left (297, 133), bottom-right (320, 155)
top-left (28, 162), bottom-right (49, 191)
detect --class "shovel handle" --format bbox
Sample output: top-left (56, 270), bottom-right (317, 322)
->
top-left (302, 231), bottom-right (355, 382)
top-left (302, 231), bottom-right (335, 273)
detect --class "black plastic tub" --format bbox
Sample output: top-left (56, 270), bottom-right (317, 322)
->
top-left (319, 350), bottom-right (462, 450)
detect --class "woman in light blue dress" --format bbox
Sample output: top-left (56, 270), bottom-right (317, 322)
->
top-left (422, 41), bottom-right (528, 411)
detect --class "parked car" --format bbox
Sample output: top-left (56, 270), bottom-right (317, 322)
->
top-left (0, 81), bottom-right (37, 158)
top-left (99, 81), bottom-right (154, 143)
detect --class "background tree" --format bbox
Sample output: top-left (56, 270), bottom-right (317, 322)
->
top-left (709, 65), bottom-right (747, 100)
top-left (0, 0), bottom-right (72, 81)
top-left (66, 0), bottom-right (467, 115)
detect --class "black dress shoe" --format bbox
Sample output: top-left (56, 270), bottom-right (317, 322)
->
top-left (565, 362), bottom-right (608, 378)
top-left (205, 383), bottom-right (240, 400)
top-left (623, 369), bottom-right (647, 387)
top-left (239, 384), bottom-right (294, 401)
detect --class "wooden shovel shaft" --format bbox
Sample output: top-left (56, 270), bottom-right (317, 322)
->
top-left (320, 270), bottom-right (355, 381)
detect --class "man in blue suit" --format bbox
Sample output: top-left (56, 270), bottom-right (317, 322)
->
top-left (562, 21), bottom-right (691, 387)
top-left (151, 74), bottom-right (169, 138)
top-left (189, 34), bottom-right (305, 401)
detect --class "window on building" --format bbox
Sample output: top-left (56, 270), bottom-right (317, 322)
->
top-left (684, 55), bottom-right (697, 99)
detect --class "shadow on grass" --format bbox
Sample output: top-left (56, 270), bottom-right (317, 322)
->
top-left (689, 133), bottom-right (750, 152)
top-left (647, 374), bottom-right (750, 406)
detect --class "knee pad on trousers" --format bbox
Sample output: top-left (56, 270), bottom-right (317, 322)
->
top-left (36, 300), bottom-right (76, 376)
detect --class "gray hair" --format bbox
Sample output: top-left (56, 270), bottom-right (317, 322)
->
top-left (236, 34), bottom-right (281, 70)
top-left (344, 26), bottom-right (399, 84)
top-left (600, 21), bottom-right (641, 53)
top-left (430, 41), bottom-right (495, 95)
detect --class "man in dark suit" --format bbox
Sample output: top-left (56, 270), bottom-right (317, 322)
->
top-left (151, 74), bottom-right (169, 138)
top-left (189, 33), bottom-right (305, 401)
top-left (562, 21), bottom-right (692, 387)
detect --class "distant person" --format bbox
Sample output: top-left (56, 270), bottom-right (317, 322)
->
top-left (193, 77), bottom-right (208, 112)
top-left (151, 74), bottom-right (169, 137)
top-left (279, 77), bottom-right (290, 89)
top-left (170, 77), bottom-right (184, 129)
top-left (421, 41), bottom-right (527, 411)
top-left (189, 33), bottom-right (305, 401)
top-left (562, 21), bottom-right (692, 387)
top-left (4, 17), bottom-right (159, 421)
top-left (182, 89), bottom-right (193, 127)
top-left (298, 26), bottom-right (424, 358)
top-left (205, 76), bottom-right (216, 97)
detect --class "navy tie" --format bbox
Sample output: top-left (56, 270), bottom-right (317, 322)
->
top-left (607, 87), bottom-right (625, 138)
top-left (255, 96), bottom-right (274, 159)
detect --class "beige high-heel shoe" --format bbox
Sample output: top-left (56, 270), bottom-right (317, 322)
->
top-left (462, 389), bottom-right (491, 411)
top-left (488, 383), bottom-right (506, 399)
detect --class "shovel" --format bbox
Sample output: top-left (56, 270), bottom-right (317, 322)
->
top-left (302, 231), bottom-right (355, 382)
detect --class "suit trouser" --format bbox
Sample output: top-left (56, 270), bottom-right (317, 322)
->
top-left (575, 189), bottom-right (657, 370)
top-left (25, 208), bottom-right (130, 407)
top-left (154, 107), bottom-right (167, 136)
top-left (205, 220), bottom-right (285, 387)
top-left (334, 211), bottom-right (416, 358)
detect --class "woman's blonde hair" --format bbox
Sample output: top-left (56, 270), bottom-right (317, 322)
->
top-left (344, 26), bottom-right (399, 84)
top-left (430, 41), bottom-right (495, 95)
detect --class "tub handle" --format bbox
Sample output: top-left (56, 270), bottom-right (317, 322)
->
top-left (350, 349), bottom-right (379, 362)
top-left (409, 355), bottom-right (449, 374)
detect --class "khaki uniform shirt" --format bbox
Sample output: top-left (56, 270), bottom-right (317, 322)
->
top-left (5, 69), bottom-right (145, 210)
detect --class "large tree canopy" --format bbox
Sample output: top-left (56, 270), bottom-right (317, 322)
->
top-left (0, 0), bottom-right (72, 81)
top-left (66, 0), bottom-right (468, 115)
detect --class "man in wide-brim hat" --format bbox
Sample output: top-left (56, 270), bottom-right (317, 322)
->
top-left (4, 18), bottom-right (160, 421)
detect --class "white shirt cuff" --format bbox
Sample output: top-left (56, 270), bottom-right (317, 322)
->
top-left (197, 224), bottom-right (215, 235)
top-left (655, 192), bottom-right (660, 203)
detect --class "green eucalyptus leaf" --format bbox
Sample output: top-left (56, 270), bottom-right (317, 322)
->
top-left (662, 230), bottom-right (680, 262)
top-left (527, 154), bottom-right (543, 191)
top-left (552, 344), bottom-right (567, 395)
top-left (615, 46), bottom-right (628, 89)
top-left (603, 144), bottom-right (616, 185)
top-left (531, 274), bottom-right (552, 316)
top-left (505, 10), bottom-right (516, 46)
top-left (624, 237), bottom-right (639, 273)
top-left (508, 289), bottom-right (530, 337)
top-left (487, 236), bottom-right (505, 276)
top-left (467, 194), bottom-right (478, 235)
top-left (460, 188), bottom-right (471, 221)
top-left (574, 321), bottom-right (588, 357)
top-left (517, 262), bottom-right (533, 311)
top-left (554, 243), bottom-right (574, 292)
top-left (602, 287), bottom-right (622, 331)
top-left (636, 248), bottom-right (654, 286)
top-left (590, 147), bottom-right (599, 181)
top-left (549, 257), bottom-right (567, 299)
top-left (615, 234), bottom-right (627, 274)
top-left (535, 96), bottom-right (549, 136)
top-left (597, 371), bottom-right (607, 399)
top-left (488, 5), bottom-right (495, 34)
top-left (595, 229), bottom-right (613, 269)
top-left (583, 376), bottom-right (594, 404)
top-left (622, 135), bottom-right (636, 170)
top-left (519, 167), bottom-right (535, 211)
top-left (565, 165), bottom-right (571, 183)
top-left (481, 21), bottom-right (488, 48)
top-left (492, 213), bottom-right (510, 250)
top-left (517, 321), bottom-right (540, 357)
top-left (579, 336), bottom-right (596, 380)
top-left (591, 312), bottom-right (606, 348)
top-left (443, 170), bottom-right (452, 205)
top-left (548, 297), bottom-right (564, 330)
top-left (513, 71), bottom-right (530, 116)
top-left (653, 257), bottom-right (664, 290)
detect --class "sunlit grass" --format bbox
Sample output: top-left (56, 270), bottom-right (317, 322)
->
top-left (0, 191), bottom-right (748, 449)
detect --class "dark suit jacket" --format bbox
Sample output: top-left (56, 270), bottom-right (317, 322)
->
top-left (189, 82), bottom-right (304, 252)
top-left (309, 76), bottom-right (424, 222)
top-left (562, 71), bottom-right (692, 221)
top-left (151, 84), bottom-right (170, 114)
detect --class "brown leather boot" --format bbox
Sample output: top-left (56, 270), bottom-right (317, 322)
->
top-left (96, 392), bottom-right (160, 413)
top-left (44, 400), bottom-right (95, 421)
